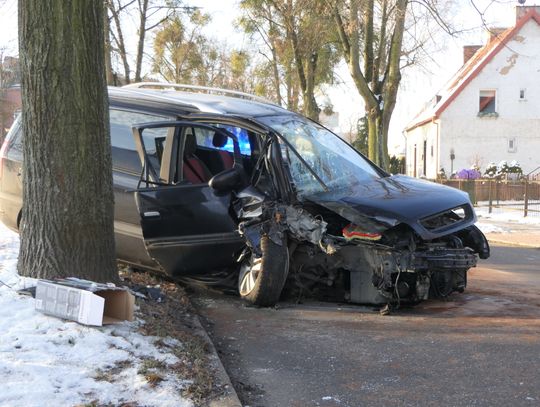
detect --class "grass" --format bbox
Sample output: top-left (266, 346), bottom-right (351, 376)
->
top-left (93, 359), bottom-right (133, 383)
top-left (144, 373), bottom-right (164, 387)
top-left (119, 267), bottom-right (219, 404)
top-left (136, 357), bottom-right (165, 387)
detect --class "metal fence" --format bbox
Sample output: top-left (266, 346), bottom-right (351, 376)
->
top-left (438, 179), bottom-right (540, 217)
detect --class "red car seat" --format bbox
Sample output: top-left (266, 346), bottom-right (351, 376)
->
top-left (183, 134), bottom-right (212, 183)
top-left (212, 133), bottom-right (234, 171)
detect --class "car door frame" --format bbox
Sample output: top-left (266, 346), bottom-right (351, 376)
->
top-left (131, 120), bottom-right (246, 276)
top-left (173, 113), bottom-right (296, 205)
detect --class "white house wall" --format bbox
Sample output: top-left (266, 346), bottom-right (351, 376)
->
top-left (405, 120), bottom-right (440, 178)
top-left (440, 19), bottom-right (540, 175)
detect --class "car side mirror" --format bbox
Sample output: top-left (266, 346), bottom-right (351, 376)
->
top-left (209, 167), bottom-right (242, 192)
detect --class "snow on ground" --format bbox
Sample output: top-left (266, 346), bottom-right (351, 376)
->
top-left (475, 206), bottom-right (540, 226)
top-left (475, 222), bottom-right (506, 234)
top-left (0, 223), bottom-right (192, 407)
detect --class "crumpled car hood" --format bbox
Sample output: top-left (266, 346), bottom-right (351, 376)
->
top-left (306, 174), bottom-right (475, 239)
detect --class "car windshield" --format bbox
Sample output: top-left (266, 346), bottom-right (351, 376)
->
top-left (259, 115), bottom-right (382, 196)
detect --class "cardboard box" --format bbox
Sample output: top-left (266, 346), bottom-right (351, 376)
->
top-left (35, 278), bottom-right (135, 326)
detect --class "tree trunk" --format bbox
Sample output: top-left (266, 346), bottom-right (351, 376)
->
top-left (366, 106), bottom-right (392, 169)
top-left (332, 0), bottom-right (408, 171)
top-left (304, 51), bottom-right (320, 121)
top-left (363, 0), bottom-right (374, 84)
top-left (18, 0), bottom-right (117, 282)
top-left (286, 10), bottom-right (319, 121)
top-left (108, 0), bottom-right (131, 84)
top-left (103, 5), bottom-right (115, 85)
top-left (367, 112), bottom-right (377, 165)
top-left (134, 0), bottom-right (149, 82)
top-left (270, 41), bottom-right (283, 106)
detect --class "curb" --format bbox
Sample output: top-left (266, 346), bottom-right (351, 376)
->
top-left (486, 236), bottom-right (540, 249)
top-left (190, 307), bottom-right (242, 407)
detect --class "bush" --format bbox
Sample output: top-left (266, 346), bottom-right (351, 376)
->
top-left (484, 160), bottom-right (523, 178)
top-left (438, 168), bottom-right (447, 180)
top-left (456, 168), bottom-right (481, 180)
top-left (389, 155), bottom-right (405, 174)
top-left (499, 160), bottom-right (523, 175)
top-left (484, 162), bottom-right (497, 177)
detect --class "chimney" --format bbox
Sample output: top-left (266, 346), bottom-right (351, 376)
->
top-left (463, 45), bottom-right (482, 64)
top-left (516, 6), bottom-right (540, 23)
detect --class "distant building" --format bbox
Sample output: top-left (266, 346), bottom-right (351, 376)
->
top-left (1, 56), bottom-right (21, 138)
top-left (404, 6), bottom-right (540, 178)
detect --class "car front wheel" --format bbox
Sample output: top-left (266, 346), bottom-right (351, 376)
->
top-left (238, 235), bottom-right (289, 307)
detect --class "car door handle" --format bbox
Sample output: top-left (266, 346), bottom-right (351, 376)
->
top-left (143, 211), bottom-right (161, 218)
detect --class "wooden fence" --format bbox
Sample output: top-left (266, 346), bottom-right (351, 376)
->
top-left (438, 179), bottom-right (540, 217)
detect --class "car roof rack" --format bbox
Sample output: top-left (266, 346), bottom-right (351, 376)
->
top-left (123, 82), bottom-right (278, 106)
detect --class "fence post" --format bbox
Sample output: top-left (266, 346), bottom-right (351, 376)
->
top-left (488, 179), bottom-right (493, 214)
top-left (524, 178), bottom-right (529, 217)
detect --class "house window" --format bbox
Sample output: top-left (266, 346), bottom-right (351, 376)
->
top-left (508, 137), bottom-right (517, 153)
top-left (479, 90), bottom-right (496, 114)
top-left (519, 88), bottom-right (526, 100)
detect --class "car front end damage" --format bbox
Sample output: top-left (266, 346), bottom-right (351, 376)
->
top-left (230, 116), bottom-right (490, 309)
top-left (236, 177), bottom-right (490, 310)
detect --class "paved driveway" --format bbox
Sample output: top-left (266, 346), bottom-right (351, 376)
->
top-left (193, 243), bottom-right (540, 407)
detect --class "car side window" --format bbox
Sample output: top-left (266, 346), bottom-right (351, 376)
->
top-left (176, 124), bottom-right (256, 184)
top-left (193, 127), bottom-right (219, 150)
top-left (109, 109), bottom-right (172, 175)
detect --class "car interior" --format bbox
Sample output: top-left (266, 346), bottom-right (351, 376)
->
top-left (110, 111), bottom-right (261, 189)
top-left (175, 125), bottom-right (257, 185)
top-left (182, 132), bottom-right (214, 183)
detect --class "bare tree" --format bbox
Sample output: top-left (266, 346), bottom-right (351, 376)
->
top-left (106, 0), bottom-right (134, 83)
top-left (151, 11), bottom-right (211, 84)
top-left (18, 0), bottom-right (117, 281)
top-left (134, 0), bottom-right (189, 82)
top-left (239, 0), bottom-right (286, 105)
top-left (331, 0), bottom-right (409, 168)
top-left (105, 0), bottom-right (190, 84)
top-left (330, 0), bottom-right (458, 169)
top-left (240, 0), bottom-right (340, 120)
top-left (151, 11), bottom-right (263, 93)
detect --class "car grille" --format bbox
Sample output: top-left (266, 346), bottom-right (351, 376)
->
top-left (419, 205), bottom-right (472, 232)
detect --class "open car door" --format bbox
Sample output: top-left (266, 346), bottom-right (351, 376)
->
top-left (131, 121), bottom-right (245, 276)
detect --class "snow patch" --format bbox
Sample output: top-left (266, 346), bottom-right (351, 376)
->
top-left (322, 395), bottom-right (342, 403)
top-left (476, 206), bottom-right (540, 225)
top-left (475, 222), bottom-right (506, 234)
top-left (0, 223), bottom-right (192, 407)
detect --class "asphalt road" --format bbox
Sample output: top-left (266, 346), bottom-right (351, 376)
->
top-left (192, 244), bottom-right (540, 407)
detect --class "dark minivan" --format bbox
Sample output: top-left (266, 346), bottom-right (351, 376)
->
top-left (0, 83), bottom-right (489, 308)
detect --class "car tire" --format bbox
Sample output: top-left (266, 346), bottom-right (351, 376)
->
top-left (238, 235), bottom-right (289, 307)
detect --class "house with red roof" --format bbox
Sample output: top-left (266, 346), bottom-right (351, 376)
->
top-left (404, 6), bottom-right (540, 178)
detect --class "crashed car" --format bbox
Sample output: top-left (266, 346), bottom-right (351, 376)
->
top-left (0, 82), bottom-right (489, 309)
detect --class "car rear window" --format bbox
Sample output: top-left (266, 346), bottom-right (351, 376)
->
top-left (110, 109), bottom-right (173, 174)
top-left (110, 109), bottom-right (171, 151)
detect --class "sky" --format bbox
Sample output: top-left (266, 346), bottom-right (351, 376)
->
top-left (0, 0), bottom-right (529, 153)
